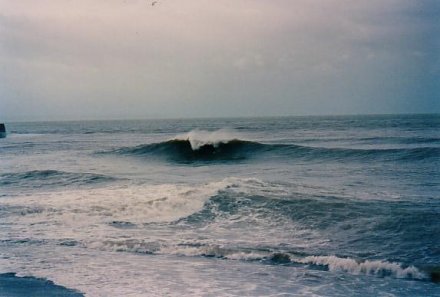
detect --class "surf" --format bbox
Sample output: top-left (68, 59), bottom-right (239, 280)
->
top-left (111, 129), bottom-right (273, 162)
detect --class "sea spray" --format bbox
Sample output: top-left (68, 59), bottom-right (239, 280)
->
top-left (175, 129), bottom-right (242, 150)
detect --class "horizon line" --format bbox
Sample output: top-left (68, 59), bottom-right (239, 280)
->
top-left (2, 112), bottom-right (439, 124)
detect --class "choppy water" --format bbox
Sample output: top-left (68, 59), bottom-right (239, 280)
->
top-left (0, 115), bottom-right (439, 296)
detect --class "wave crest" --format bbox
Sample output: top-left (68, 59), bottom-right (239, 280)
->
top-left (114, 135), bottom-right (269, 162)
top-left (175, 129), bottom-right (241, 150)
top-left (297, 255), bottom-right (427, 280)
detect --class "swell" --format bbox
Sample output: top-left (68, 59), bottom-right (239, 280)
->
top-left (111, 138), bottom-right (440, 163)
top-left (0, 170), bottom-right (116, 189)
top-left (291, 145), bottom-right (440, 162)
top-left (320, 136), bottom-right (440, 144)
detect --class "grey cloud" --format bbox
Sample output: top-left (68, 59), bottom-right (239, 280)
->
top-left (0, 0), bottom-right (438, 121)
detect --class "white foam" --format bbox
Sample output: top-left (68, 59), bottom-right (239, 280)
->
top-left (175, 129), bottom-right (241, 150)
top-left (0, 177), bottom-right (280, 242)
top-left (298, 255), bottom-right (427, 280)
top-left (147, 242), bottom-right (268, 261)
top-left (2, 180), bottom-right (236, 227)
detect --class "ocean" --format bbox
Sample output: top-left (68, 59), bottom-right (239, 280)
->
top-left (0, 114), bottom-right (439, 296)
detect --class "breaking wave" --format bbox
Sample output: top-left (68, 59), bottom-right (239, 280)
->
top-left (87, 239), bottom-right (431, 281)
top-left (296, 255), bottom-right (426, 280)
top-left (110, 134), bottom-right (439, 164)
top-left (121, 139), bottom-right (268, 160)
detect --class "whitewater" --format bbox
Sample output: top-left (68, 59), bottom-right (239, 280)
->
top-left (0, 115), bottom-right (439, 296)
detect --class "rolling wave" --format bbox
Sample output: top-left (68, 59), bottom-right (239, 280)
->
top-left (111, 138), bottom-right (439, 163)
top-left (89, 239), bottom-right (432, 281)
top-left (0, 170), bottom-right (116, 189)
top-left (296, 255), bottom-right (426, 280)
top-left (113, 139), bottom-right (272, 162)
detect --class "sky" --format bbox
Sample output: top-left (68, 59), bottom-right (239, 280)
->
top-left (0, 0), bottom-right (439, 121)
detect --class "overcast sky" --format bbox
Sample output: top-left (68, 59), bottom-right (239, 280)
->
top-left (1, 0), bottom-right (439, 121)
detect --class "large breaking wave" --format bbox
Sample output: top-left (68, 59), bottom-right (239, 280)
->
top-left (111, 129), bottom-right (271, 162)
top-left (109, 130), bottom-right (439, 163)
top-left (115, 139), bottom-right (270, 161)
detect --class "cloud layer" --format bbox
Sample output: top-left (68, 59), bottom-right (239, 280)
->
top-left (1, 0), bottom-right (439, 120)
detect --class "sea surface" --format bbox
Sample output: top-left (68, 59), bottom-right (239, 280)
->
top-left (0, 114), bottom-right (439, 296)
